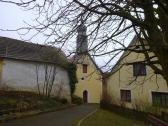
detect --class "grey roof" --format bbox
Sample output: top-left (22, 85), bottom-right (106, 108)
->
top-left (0, 37), bottom-right (68, 67)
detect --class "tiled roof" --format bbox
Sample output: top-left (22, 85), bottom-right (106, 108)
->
top-left (0, 37), bottom-right (68, 67)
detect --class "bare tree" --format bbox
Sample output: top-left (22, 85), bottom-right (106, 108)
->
top-left (35, 63), bottom-right (57, 98)
top-left (0, 0), bottom-right (168, 85)
top-left (34, 47), bottom-right (68, 98)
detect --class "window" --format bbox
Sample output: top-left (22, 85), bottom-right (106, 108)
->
top-left (120, 90), bottom-right (131, 102)
top-left (133, 63), bottom-right (146, 76)
top-left (83, 64), bottom-right (87, 73)
top-left (152, 92), bottom-right (168, 107)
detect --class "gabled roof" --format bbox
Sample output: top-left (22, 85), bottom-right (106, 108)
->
top-left (107, 36), bottom-right (139, 77)
top-left (88, 53), bottom-right (103, 74)
top-left (0, 37), bottom-right (68, 68)
top-left (70, 53), bottom-right (103, 74)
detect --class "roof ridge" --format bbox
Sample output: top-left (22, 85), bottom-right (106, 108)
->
top-left (107, 35), bottom-right (138, 77)
top-left (0, 36), bottom-right (57, 49)
top-left (0, 36), bottom-right (68, 68)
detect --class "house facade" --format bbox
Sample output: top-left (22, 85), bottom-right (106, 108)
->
top-left (104, 37), bottom-right (168, 113)
top-left (0, 37), bottom-right (71, 101)
top-left (74, 54), bottom-right (102, 103)
top-left (72, 22), bottom-right (102, 103)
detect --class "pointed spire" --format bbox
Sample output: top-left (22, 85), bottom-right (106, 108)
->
top-left (76, 18), bottom-right (88, 54)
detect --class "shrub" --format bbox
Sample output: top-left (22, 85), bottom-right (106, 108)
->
top-left (59, 98), bottom-right (68, 104)
top-left (67, 63), bottom-right (78, 95)
top-left (0, 90), bottom-right (69, 113)
top-left (71, 95), bottom-right (83, 105)
top-left (16, 101), bottom-right (30, 112)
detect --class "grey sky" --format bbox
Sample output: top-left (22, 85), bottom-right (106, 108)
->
top-left (0, 2), bottom-right (133, 71)
top-left (0, 2), bottom-right (45, 43)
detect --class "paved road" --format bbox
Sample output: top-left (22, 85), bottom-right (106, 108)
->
top-left (1, 104), bottom-right (98, 126)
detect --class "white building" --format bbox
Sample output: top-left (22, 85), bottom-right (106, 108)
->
top-left (0, 37), bottom-right (71, 101)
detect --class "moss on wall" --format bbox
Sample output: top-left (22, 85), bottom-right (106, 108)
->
top-left (67, 63), bottom-right (78, 95)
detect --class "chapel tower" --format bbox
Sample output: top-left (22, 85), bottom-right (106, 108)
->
top-left (76, 20), bottom-right (88, 54)
top-left (74, 20), bottom-right (102, 104)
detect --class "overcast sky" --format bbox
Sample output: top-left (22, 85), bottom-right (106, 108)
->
top-left (0, 2), bottom-right (45, 43)
top-left (0, 2), bottom-right (134, 71)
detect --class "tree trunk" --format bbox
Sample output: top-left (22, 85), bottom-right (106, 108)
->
top-left (142, 0), bottom-right (168, 86)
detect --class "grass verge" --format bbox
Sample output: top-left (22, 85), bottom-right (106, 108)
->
top-left (81, 109), bottom-right (146, 126)
top-left (0, 90), bottom-right (69, 115)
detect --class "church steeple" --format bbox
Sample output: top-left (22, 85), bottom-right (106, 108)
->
top-left (76, 19), bottom-right (88, 54)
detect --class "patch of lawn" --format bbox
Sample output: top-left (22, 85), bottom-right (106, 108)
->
top-left (70, 117), bottom-right (82, 126)
top-left (81, 109), bottom-right (145, 126)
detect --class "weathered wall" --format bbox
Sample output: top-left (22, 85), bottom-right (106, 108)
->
top-left (0, 58), bottom-right (3, 82)
top-left (0, 58), bottom-right (71, 101)
top-left (74, 55), bottom-right (102, 103)
top-left (106, 41), bottom-right (168, 113)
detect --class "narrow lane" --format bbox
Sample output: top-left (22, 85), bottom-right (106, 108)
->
top-left (1, 104), bottom-right (98, 126)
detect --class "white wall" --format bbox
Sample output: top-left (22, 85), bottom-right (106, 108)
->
top-left (0, 59), bottom-right (71, 101)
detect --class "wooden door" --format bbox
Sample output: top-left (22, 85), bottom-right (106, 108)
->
top-left (83, 90), bottom-right (88, 103)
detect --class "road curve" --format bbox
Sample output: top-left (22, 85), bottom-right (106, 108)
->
top-left (1, 104), bottom-right (98, 126)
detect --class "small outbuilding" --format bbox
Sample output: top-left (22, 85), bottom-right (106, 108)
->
top-left (0, 37), bottom-right (71, 101)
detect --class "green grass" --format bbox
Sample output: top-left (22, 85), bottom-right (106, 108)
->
top-left (81, 109), bottom-right (145, 126)
top-left (0, 91), bottom-right (68, 115)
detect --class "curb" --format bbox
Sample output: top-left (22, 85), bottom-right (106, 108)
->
top-left (77, 109), bottom-right (98, 126)
top-left (0, 104), bottom-right (76, 123)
